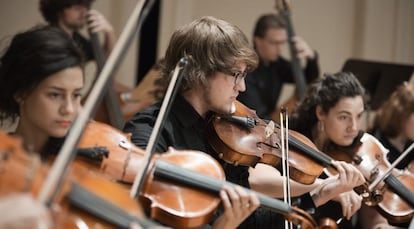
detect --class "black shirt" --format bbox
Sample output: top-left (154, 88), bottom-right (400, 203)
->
top-left (238, 56), bottom-right (319, 119)
top-left (123, 95), bottom-right (317, 228)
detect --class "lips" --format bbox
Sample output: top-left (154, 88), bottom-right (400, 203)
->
top-left (56, 120), bottom-right (72, 127)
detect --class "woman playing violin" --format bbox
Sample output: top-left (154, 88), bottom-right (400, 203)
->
top-left (361, 82), bottom-right (414, 229)
top-left (289, 72), bottom-right (386, 228)
top-left (0, 25), bottom-right (84, 158)
top-left (0, 25), bottom-right (84, 228)
top-left (0, 25), bottom-right (170, 229)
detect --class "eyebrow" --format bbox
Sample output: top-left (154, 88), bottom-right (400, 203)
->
top-left (337, 110), bottom-right (364, 116)
top-left (48, 86), bottom-right (83, 91)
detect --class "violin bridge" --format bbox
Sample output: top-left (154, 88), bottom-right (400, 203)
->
top-left (265, 121), bottom-right (275, 138)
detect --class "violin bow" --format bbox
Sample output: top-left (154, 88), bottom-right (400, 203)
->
top-left (279, 108), bottom-right (294, 229)
top-left (38, 0), bottom-right (150, 205)
top-left (129, 57), bottom-right (188, 198)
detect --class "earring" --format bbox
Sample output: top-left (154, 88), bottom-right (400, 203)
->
top-left (318, 121), bottom-right (324, 132)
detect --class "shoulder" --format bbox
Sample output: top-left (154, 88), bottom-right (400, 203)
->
top-left (124, 103), bottom-right (161, 129)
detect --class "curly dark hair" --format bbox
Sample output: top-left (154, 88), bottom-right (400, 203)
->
top-left (291, 72), bottom-right (367, 137)
top-left (0, 25), bottom-right (84, 124)
top-left (39, 0), bottom-right (94, 24)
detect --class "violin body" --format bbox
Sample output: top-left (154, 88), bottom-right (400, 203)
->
top-left (140, 148), bottom-right (225, 229)
top-left (0, 130), bottom-right (153, 229)
top-left (77, 120), bottom-right (145, 184)
top-left (377, 171), bottom-right (414, 224)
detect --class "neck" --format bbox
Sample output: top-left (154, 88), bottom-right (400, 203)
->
top-left (58, 21), bottom-right (75, 37)
top-left (311, 125), bottom-right (328, 151)
top-left (388, 134), bottom-right (407, 152)
top-left (15, 122), bottom-right (49, 154)
top-left (182, 89), bottom-right (209, 119)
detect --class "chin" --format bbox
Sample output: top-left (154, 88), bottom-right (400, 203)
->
top-left (338, 138), bottom-right (354, 147)
top-left (49, 130), bottom-right (69, 139)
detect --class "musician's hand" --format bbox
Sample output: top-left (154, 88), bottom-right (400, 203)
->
top-left (212, 185), bottom-right (259, 229)
top-left (0, 194), bottom-right (52, 229)
top-left (87, 9), bottom-right (116, 56)
top-left (87, 9), bottom-right (114, 34)
top-left (333, 191), bottom-right (362, 220)
top-left (310, 161), bottom-right (364, 207)
top-left (292, 36), bottom-right (315, 59)
top-left (332, 160), bottom-right (365, 192)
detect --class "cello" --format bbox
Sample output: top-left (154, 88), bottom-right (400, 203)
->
top-left (271, 0), bottom-right (309, 123)
top-left (87, 28), bottom-right (126, 129)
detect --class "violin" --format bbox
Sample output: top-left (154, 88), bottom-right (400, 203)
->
top-left (207, 100), bottom-right (325, 185)
top-left (0, 129), bottom-right (157, 228)
top-left (325, 133), bottom-right (414, 224)
top-left (139, 147), bottom-right (319, 229)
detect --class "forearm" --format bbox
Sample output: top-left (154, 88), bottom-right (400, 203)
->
top-left (309, 177), bottom-right (344, 207)
top-left (248, 164), bottom-right (319, 198)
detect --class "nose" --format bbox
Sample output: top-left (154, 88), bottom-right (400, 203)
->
top-left (348, 117), bottom-right (359, 132)
top-left (236, 77), bottom-right (246, 92)
top-left (60, 96), bottom-right (76, 115)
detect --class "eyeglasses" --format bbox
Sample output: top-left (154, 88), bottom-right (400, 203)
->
top-left (223, 70), bottom-right (248, 85)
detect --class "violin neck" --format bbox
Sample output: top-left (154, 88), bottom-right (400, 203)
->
top-left (288, 134), bottom-right (333, 166)
top-left (153, 160), bottom-right (293, 215)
